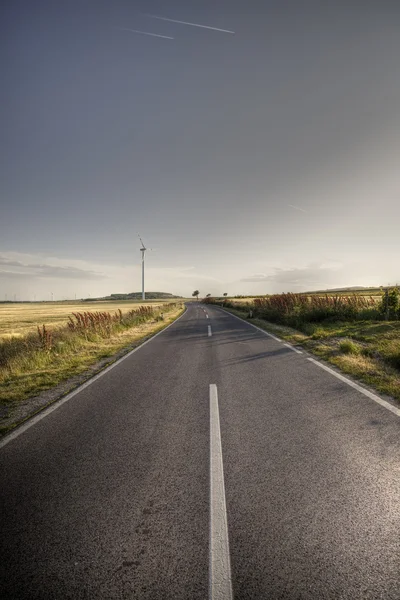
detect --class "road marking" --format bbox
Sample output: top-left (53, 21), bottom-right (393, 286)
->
top-left (0, 309), bottom-right (188, 450)
top-left (209, 384), bottom-right (233, 600)
top-left (206, 314), bottom-right (209, 318)
top-left (307, 358), bottom-right (400, 417)
top-left (208, 325), bottom-right (212, 337)
top-left (283, 343), bottom-right (302, 354)
top-left (217, 308), bottom-right (282, 342)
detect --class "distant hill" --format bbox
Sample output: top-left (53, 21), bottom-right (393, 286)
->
top-left (83, 292), bottom-right (182, 301)
top-left (312, 286), bottom-right (370, 292)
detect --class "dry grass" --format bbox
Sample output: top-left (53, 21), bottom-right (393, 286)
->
top-left (228, 297), bottom-right (257, 305)
top-left (0, 300), bottom-right (171, 339)
top-left (330, 354), bottom-right (400, 400)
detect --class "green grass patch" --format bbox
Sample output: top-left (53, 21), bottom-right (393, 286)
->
top-left (339, 340), bottom-right (362, 355)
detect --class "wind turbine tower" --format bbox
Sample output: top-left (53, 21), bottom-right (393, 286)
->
top-left (138, 234), bottom-right (147, 301)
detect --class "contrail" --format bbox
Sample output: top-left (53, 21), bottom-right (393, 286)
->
top-left (289, 204), bottom-right (307, 213)
top-left (116, 27), bottom-right (174, 40)
top-left (143, 14), bottom-right (235, 34)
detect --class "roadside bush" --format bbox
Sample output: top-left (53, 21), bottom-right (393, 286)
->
top-left (253, 293), bottom-right (377, 326)
top-left (207, 294), bottom-right (385, 328)
top-left (339, 340), bottom-right (362, 355)
top-left (357, 307), bottom-right (382, 320)
top-left (379, 288), bottom-right (400, 319)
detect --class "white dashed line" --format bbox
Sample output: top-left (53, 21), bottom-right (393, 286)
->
top-left (209, 384), bottom-right (233, 600)
top-left (307, 358), bottom-right (400, 417)
top-left (208, 325), bottom-right (212, 337)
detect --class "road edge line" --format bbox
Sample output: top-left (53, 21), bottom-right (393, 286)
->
top-left (307, 358), bottom-right (400, 417)
top-left (283, 343), bottom-right (303, 354)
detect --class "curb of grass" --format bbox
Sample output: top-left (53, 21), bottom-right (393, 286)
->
top-left (215, 304), bottom-right (400, 409)
top-left (0, 307), bottom-right (186, 440)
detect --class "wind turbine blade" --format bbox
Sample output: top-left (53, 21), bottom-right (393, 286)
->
top-left (115, 27), bottom-right (174, 40)
top-left (143, 14), bottom-right (235, 34)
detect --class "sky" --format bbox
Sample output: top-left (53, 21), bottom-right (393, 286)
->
top-left (1, 0), bottom-right (399, 300)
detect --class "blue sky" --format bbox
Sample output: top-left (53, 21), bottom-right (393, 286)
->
top-left (1, 0), bottom-right (399, 299)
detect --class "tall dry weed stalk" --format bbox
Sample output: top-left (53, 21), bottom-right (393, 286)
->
top-left (37, 324), bottom-right (52, 350)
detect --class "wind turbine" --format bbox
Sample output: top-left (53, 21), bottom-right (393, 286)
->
top-left (138, 234), bottom-right (155, 300)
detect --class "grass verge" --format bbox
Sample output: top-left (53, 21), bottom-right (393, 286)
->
top-left (217, 304), bottom-right (400, 404)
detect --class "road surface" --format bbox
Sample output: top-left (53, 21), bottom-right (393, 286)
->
top-left (1, 303), bottom-right (399, 599)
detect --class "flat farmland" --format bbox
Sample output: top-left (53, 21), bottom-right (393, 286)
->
top-left (228, 297), bottom-right (257, 305)
top-left (0, 300), bottom-right (174, 340)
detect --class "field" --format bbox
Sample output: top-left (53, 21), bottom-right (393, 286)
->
top-left (0, 300), bottom-right (175, 340)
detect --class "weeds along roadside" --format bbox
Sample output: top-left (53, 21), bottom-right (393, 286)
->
top-left (0, 303), bottom-right (183, 404)
top-left (205, 292), bottom-right (399, 327)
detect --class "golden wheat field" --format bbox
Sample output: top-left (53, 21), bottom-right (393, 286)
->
top-left (0, 300), bottom-right (173, 339)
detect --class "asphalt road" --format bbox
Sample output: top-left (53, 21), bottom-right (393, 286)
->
top-left (1, 303), bottom-right (399, 599)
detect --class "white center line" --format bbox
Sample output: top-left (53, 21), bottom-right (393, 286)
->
top-left (209, 384), bottom-right (233, 600)
top-left (206, 314), bottom-right (209, 319)
top-left (208, 325), bottom-right (212, 337)
top-left (283, 343), bottom-right (302, 354)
